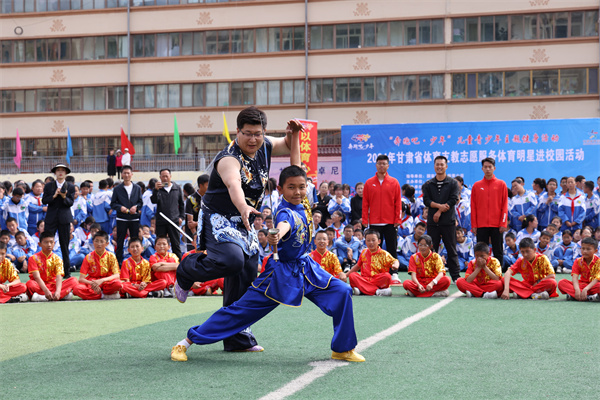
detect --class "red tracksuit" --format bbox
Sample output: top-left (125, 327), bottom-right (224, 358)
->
top-left (26, 251), bottom-right (78, 299)
top-left (73, 251), bottom-right (123, 300)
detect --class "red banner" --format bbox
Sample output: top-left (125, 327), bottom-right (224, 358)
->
top-left (297, 119), bottom-right (318, 186)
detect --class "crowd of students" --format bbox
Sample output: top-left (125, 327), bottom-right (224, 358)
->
top-left (0, 171), bottom-right (599, 303)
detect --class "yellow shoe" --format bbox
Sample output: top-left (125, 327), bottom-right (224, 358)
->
top-left (331, 349), bottom-right (365, 362)
top-left (171, 345), bottom-right (188, 362)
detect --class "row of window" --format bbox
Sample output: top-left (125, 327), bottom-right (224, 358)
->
top-left (452, 68), bottom-right (599, 99)
top-left (2, 69), bottom-right (598, 113)
top-left (452, 11), bottom-right (599, 43)
top-left (0, 0), bottom-right (249, 13)
top-left (3, 11), bottom-right (599, 64)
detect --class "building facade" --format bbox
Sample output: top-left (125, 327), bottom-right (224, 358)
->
top-left (1, 0), bottom-right (598, 167)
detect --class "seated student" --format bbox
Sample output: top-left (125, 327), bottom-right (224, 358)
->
top-left (26, 231), bottom-right (78, 302)
top-left (257, 229), bottom-right (272, 270)
top-left (553, 230), bottom-right (579, 274)
top-left (455, 227), bottom-right (474, 272)
top-left (3, 187), bottom-right (29, 232)
top-left (180, 248), bottom-right (224, 297)
top-left (332, 225), bottom-right (361, 274)
top-left (546, 222), bottom-right (561, 249)
top-left (252, 215), bottom-right (265, 232)
top-left (536, 230), bottom-right (557, 268)
top-left (515, 215), bottom-right (541, 246)
top-left (11, 231), bottom-right (35, 273)
top-left (149, 235), bottom-right (179, 298)
top-left (501, 237), bottom-right (557, 300)
top-left (264, 214), bottom-right (274, 231)
top-left (5, 217), bottom-right (32, 249)
top-left (91, 179), bottom-right (112, 234)
top-left (508, 180), bottom-right (538, 232)
top-left (0, 230), bottom-right (14, 263)
top-left (310, 230), bottom-right (347, 282)
top-left (402, 234), bottom-right (450, 297)
top-left (583, 181), bottom-right (600, 229)
top-left (414, 207), bottom-right (428, 227)
top-left (81, 222), bottom-right (101, 255)
top-left (456, 242), bottom-right (503, 299)
top-left (30, 219), bottom-right (44, 251)
top-left (503, 232), bottom-right (520, 272)
top-left (172, 164), bottom-right (364, 363)
top-left (397, 203), bottom-right (414, 239)
top-left (329, 210), bottom-right (346, 240)
top-left (324, 227), bottom-right (336, 252)
top-left (73, 230), bottom-right (122, 300)
top-left (347, 229), bottom-right (398, 296)
top-left (140, 224), bottom-right (155, 247)
top-left (327, 184), bottom-right (351, 224)
top-left (67, 222), bottom-right (85, 270)
top-left (397, 221), bottom-right (427, 272)
top-left (120, 237), bottom-right (167, 298)
top-left (558, 237), bottom-right (600, 301)
top-left (74, 216), bottom-right (95, 246)
top-left (354, 228), bottom-right (365, 252)
top-left (71, 185), bottom-right (88, 228)
top-left (455, 193), bottom-right (472, 236)
top-left (0, 242), bottom-right (28, 303)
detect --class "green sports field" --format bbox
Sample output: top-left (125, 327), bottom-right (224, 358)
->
top-left (1, 273), bottom-right (598, 400)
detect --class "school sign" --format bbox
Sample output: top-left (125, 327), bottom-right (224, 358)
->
top-left (341, 119), bottom-right (600, 193)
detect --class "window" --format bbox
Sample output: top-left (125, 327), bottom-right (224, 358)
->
top-left (256, 81), bottom-right (267, 105)
top-left (336, 25), bottom-right (349, 49)
top-left (268, 81), bottom-right (280, 105)
top-left (478, 72), bottom-right (503, 97)
top-left (560, 69), bottom-right (586, 95)
top-left (505, 71), bottom-right (530, 96)
top-left (532, 70), bottom-right (558, 96)
top-left (452, 74), bottom-right (466, 98)
top-left (193, 83), bottom-right (204, 106)
top-left (281, 80), bottom-right (293, 104)
top-left (403, 21), bottom-right (417, 45)
top-left (452, 19), bottom-right (465, 43)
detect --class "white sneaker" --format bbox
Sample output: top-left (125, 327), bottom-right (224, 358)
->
top-left (390, 273), bottom-right (402, 286)
top-left (531, 291), bottom-right (549, 300)
top-left (64, 292), bottom-right (73, 301)
top-left (375, 288), bottom-right (392, 297)
top-left (406, 291), bottom-right (415, 297)
top-left (556, 266), bottom-right (562, 274)
top-left (562, 268), bottom-right (571, 274)
top-left (511, 292), bottom-right (519, 299)
top-left (164, 288), bottom-right (174, 298)
top-left (587, 293), bottom-right (600, 302)
top-left (432, 289), bottom-right (449, 297)
top-left (465, 291), bottom-right (473, 298)
top-left (483, 291), bottom-right (498, 299)
top-left (103, 293), bottom-right (121, 300)
top-left (31, 293), bottom-right (48, 302)
top-left (18, 293), bottom-right (29, 302)
top-left (352, 287), bottom-right (361, 296)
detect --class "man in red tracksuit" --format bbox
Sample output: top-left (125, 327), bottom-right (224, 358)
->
top-left (471, 157), bottom-right (508, 269)
top-left (361, 154), bottom-right (402, 264)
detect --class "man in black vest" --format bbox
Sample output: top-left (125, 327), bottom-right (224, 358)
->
top-left (151, 168), bottom-right (185, 260)
top-left (111, 165), bottom-right (143, 266)
top-left (42, 163), bottom-right (75, 278)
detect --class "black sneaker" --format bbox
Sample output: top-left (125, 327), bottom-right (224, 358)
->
top-left (8, 296), bottom-right (21, 303)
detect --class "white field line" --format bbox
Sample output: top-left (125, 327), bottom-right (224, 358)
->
top-left (260, 291), bottom-right (462, 400)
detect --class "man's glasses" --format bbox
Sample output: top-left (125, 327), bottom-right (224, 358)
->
top-left (240, 130), bottom-right (264, 139)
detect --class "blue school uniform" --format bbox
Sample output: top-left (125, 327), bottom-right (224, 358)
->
top-left (4, 198), bottom-right (29, 232)
top-left (327, 197), bottom-right (351, 224)
top-left (536, 243), bottom-right (557, 268)
top-left (332, 236), bottom-right (362, 265)
top-left (71, 196), bottom-right (88, 228)
top-left (455, 198), bottom-right (471, 233)
top-left (536, 191), bottom-right (559, 230)
top-left (91, 189), bottom-right (112, 233)
top-left (397, 215), bottom-right (414, 238)
top-left (557, 193), bottom-right (586, 232)
top-left (515, 228), bottom-right (541, 246)
top-left (583, 193), bottom-right (600, 229)
top-left (508, 191), bottom-right (537, 232)
top-left (456, 237), bottom-right (474, 272)
top-left (25, 193), bottom-right (45, 236)
top-left (503, 244), bottom-right (521, 270)
top-left (187, 197), bottom-right (358, 354)
top-left (140, 189), bottom-right (156, 227)
top-left (553, 242), bottom-right (579, 270)
top-left (398, 234), bottom-right (419, 270)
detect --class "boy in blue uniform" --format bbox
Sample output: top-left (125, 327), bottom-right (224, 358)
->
top-left (171, 165), bottom-right (363, 363)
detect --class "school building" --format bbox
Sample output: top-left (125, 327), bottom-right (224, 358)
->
top-left (1, 0), bottom-right (598, 177)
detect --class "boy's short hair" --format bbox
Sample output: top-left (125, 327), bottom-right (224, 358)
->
top-left (324, 227), bottom-right (336, 234)
top-left (156, 235), bottom-right (170, 243)
top-left (473, 242), bottom-right (489, 254)
top-left (518, 237), bottom-right (536, 249)
top-left (333, 183), bottom-right (343, 192)
top-left (12, 187), bottom-right (24, 196)
top-left (65, 176), bottom-right (75, 184)
top-left (481, 157), bottom-right (495, 166)
top-left (99, 179), bottom-right (108, 189)
top-left (505, 232), bottom-right (516, 240)
top-left (5, 217), bottom-right (17, 226)
top-left (254, 215), bottom-right (263, 220)
top-left (313, 210), bottom-right (322, 216)
top-left (540, 230), bottom-right (553, 238)
top-left (264, 215), bottom-right (273, 221)
top-left (0, 242), bottom-right (6, 251)
top-left (40, 231), bottom-right (54, 241)
top-left (415, 221), bottom-right (427, 230)
top-left (258, 229), bottom-right (268, 236)
top-left (0, 230), bottom-right (10, 238)
top-left (315, 230), bottom-right (328, 239)
top-left (80, 181), bottom-right (91, 189)
top-left (237, 106), bottom-right (267, 130)
top-left (128, 237), bottom-right (142, 247)
top-left (90, 223), bottom-right (101, 231)
top-left (575, 175), bottom-right (585, 183)
top-left (584, 181), bottom-right (594, 190)
top-left (197, 174), bottom-right (209, 186)
top-left (14, 231), bottom-right (25, 239)
top-left (548, 223), bottom-right (558, 230)
top-left (36, 219), bottom-right (45, 228)
top-left (376, 154), bottom-right (389, 163)
top-left (562, 230), bottom-right (572, 237)
top-left (106, 177), bottom-right (114, 188)
top-left (581, 237), bottom-right (598, 248)
top-left (278, 165), bottom-right (307, 187)
top-left (94, 230), bottom-right (109, 241)
top-left (354, 228), bottom-right (363, 233)
top-left (364, 229), bottom-right (380, 239)
top-left (343, 225), bottom-right (353, 232)
top-left (456, 227), bottom-right (465, 235)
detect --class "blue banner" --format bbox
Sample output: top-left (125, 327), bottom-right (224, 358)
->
top-left (342, 119), bottom-right (600, 195)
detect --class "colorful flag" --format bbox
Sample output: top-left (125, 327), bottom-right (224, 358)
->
top-left (297, 119), bottom-right (319, 187)
top-left (222, 112), bottom-right (232, 144)
top-left (120, 127), bottom-right (135, 155)
top-left (174, 114), bottom-right (181, 155)
top-left (13, 129), bottom-right (22, 169)
top-left (66, 127), bottom-right (74, 165)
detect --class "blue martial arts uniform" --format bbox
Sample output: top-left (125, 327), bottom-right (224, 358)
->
top-left (187, 197), bottom-right (358, 353)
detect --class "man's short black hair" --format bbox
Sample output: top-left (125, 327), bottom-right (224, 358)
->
top-left (197, 174), bottom-right (209, 186)
top-left (584, 181), bottom-right (594, 190)
top-left (474, 241), bottom-right (489, 254)
top-left (160, 168), bottom-right (171, 175)
top-left (237, 106), bottom-right (267, 130)
top-left (434, 155), bottom-right (448, 164)
top-left (375, 154), bottom-right (389, 163)
top-left (278, 165), bottom-right (306, 188)
top-left (518, 237), bottom-right (535, 250)
top-left (481, 157), bottom-right (495, 166)
top-left (122, 165), bottom-right (133, 173)
top-left (575, 175), bottom-right (585, 183)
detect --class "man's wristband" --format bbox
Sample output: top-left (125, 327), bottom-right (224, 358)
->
top-left (432, 279), bottom-right (438, 285)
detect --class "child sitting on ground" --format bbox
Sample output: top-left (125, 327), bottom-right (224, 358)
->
top-left (501, 237), bottom-right (557, 300)
top-left (553, 230), bottom-right (579, 274)
top-left (26, 231), bottom-right (78, 302)
top-left (120, 237), bottom-right (167, 298)
top-left (455, 227), bottom-right (474, 272)
top-left (310, 230), bottom-right (346, 282)
top-left (73, 230), bottom-right (122, 300)
top-left (0, 242), bottom-right (28, 303)
top-left (558, 237), bottom-right (600, 302)
top-left (456, 241), bottom-right (503, 299)
top-left (347, 229), bottom-right (398, 296)
top-left (503, 232), bottom-right (520, 272)
top-left (402, 234), bottom-right (450, 297)
top-left (149, 236), bottom-right (179, 298)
